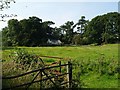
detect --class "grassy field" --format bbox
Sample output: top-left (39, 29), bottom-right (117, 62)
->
top-left (3, 44), bottom-right (118, 61)
top-left (2, 44), bottom-right (119, 88)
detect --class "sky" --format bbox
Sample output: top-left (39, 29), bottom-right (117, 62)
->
top-left (0, 0), bottom-right (119, 30)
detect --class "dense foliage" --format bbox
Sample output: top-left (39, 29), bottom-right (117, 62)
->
top-left (2, 12), bottom-right (120, 46)
top-left (2, 16), bottom-right (56, 46)
top-left (85, 12), bottom-right (120, 45)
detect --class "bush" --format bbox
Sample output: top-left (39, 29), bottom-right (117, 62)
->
top-left (10, 48), bottom-right (42, 70)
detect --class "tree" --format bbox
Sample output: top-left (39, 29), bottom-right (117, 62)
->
top-left (72, 34), bottom-right (81, 45)
top-left (18, 16), bottom-right (44, 46)
top-left (2, 27), bottom-right (12, 46)
top-left (85, 12), bottom-right (120, 44)
top-left (51, 27), bottom-right (62, 40)
top-left (0, 0), bottom-right (16, 21)
top-left (2, 16), bottom-right (57, 46)
top-left (102, 12), bottom-right (119, 43)
top-left (85, 15), bottom-right (104, 44)
top-left (0, 0), bottom-right (15, 10)
top-left (72, 16), bottom-right (89, 45)
top-left (19, 19), bottom-right (31, 46)
top-left (1, 0), bottom-right (16, 47)
top-left (60, 21), bottom-right (74, 44)
top-left (76, 16), bottom-right (88, 34)
top-left (2, 12), bottom-right (119, 46)
top-left (7, 19), bottom-right (21, 46)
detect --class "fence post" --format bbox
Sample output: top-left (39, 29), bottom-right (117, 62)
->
top-left (67, 61), bottom-right (72, 88)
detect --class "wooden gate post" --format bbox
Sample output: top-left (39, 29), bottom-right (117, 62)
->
top-left (67, 61), bottom-right (72, 88)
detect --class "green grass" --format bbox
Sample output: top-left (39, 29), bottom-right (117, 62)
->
top-left (3, 44), bottom-right (118, 61)
top-left (23, 44), bottom-right (118, 61)
top-left (81, 72), bottom-right (118, 88)
top-left (2, 44), bottom-right (119, 88)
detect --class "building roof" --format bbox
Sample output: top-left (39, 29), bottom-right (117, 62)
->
top-left (47, 39), bottom-right (62, 45)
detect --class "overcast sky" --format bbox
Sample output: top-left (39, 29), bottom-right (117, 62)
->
top-left (0, 0), bottom-right (119, 30)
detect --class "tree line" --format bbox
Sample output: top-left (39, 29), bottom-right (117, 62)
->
top-left (2, 12), bottom-right (120, 46)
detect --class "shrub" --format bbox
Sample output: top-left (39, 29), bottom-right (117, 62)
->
top-left (10, 48), bottom-right (41, 70)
